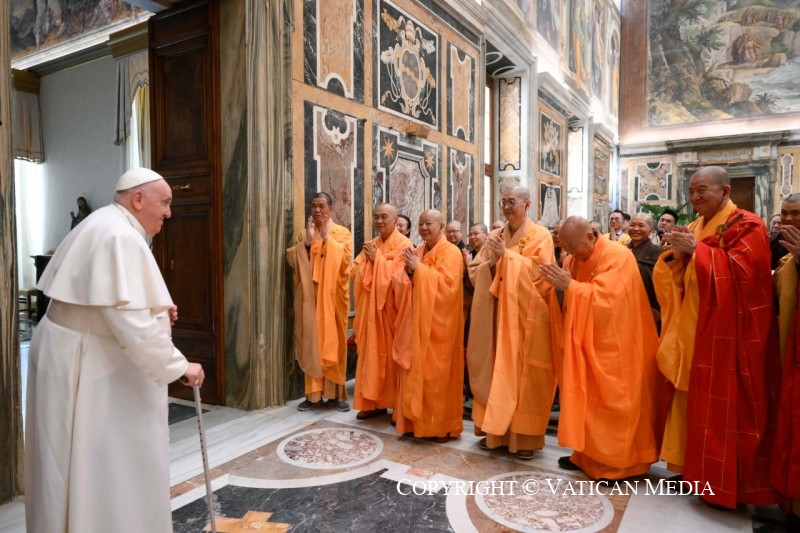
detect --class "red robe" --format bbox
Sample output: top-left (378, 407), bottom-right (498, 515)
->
top-left (684, 208), bottom-right (781, 508)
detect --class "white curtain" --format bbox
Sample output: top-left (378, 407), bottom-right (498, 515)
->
top-left (12, 90), bottom-right (45, 162)
top-left (115, 51), bottom-right (150, 169)
top-left (15, 159), bottom-right (45, 289)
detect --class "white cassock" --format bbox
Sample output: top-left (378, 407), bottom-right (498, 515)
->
top-left (25, 203), bottom-right (188, 533)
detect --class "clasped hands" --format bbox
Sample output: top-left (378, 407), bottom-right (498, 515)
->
top-left (660, 226), bottom-right (695, 259)
top-left (539, 263), bottom-right (572, 291)
top-left (303, 215), bottom-right (330, 246)
top-left (486, 232), bottom-right (506, 268)
top-left (401, 246), bottom-right (420, 274)
top-left (363, 241), bottom-right (378, 262)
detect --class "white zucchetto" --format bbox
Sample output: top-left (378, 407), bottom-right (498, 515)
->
top-left (115, 168), bottom-right (165, 192)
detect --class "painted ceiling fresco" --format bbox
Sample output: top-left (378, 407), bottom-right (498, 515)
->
top-left (648, 0), bottom-right (800, 126)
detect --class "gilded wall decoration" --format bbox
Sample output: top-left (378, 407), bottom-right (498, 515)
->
top-left (377, 0), bottom-right (439, 128)
top-left (11, 0), bottom-right (142, 62)
top-left (539, 182), bottom-right (561, 229)
top-left (591, 2), bottom-right (605, 100)
top-left (648, 0), bottom-right (800, 126)
top-left (537, 0), bottom-right (562, 52)
top-left (303, 103), bottom-right (365, 253)
top-left (539, 111), bottom-right (562, 178)
top-left (374, 126), bottom-right (440, 239)
top-left (499, 77), bottom-right (521, 171)
top-left (635, 162), bottom-right (671, 202)
top-left (447, 44), bottom-right (475, 142)
top-left (303, 0), bottom-right (365, 102)
top-left (448, 149), bottom-right (473, 229)
top-left (781, 153), bottom-right (794, 197)
top-left (569, 0), bottom-right (590, 91)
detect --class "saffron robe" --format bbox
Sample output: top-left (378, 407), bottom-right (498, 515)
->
top-left (466, 219), bottom-right (555, 452)
top-left (654, 200), bottom-right (781, 508)
top-left (549, 237), bottom-right (661, 480)
top-left (393, 236), bottom-right (464, 438)
top-left (26, 204), bottom-right (188, 533)
top-left (287, 223), bottom-right (353, 399)
top-left (771, 255), bottom-right (800, 512)
top-left (352, 228), bottom-right (412, 411)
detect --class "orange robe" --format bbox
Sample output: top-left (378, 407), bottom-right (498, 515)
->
top-left (549, 237), bottom-right (661, 480)
top-left (286, 223), bottom-right (352, 400)
top-left (351, 229), bottom-right (412, 411)
top-left (771, 254), bottom-right (800, 516)
top-left (654, 200), bottom-right (780, 508)
top-left (466, 219), bottom-right (555, 453)
top-left (392, 236), bottom-right (464, 438)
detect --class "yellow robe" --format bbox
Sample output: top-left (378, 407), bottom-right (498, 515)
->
top-left (549, 237), bottom-right (661, 479)
top-left (466, 219), bottom-right (555, 452)
top-left (601, 232), bottom-right (632, 245)
top-left (653, 201), bottom-right (736, 470)
top-left (351, 229), bottom-right (412, 411)
top-left (287, 223), bottom-right (352, 400)
top-left (393, 236), bottom-right (464, 438)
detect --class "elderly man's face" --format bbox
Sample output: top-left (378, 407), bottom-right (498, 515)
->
top-left (559, 227), bottom-right (596, 261)
top-left (137, 180), bottom-right (172, 237)
top-left (770, 215), bottom-right (783, 234)
top-left (608, 212), bottom-right (624, 232)
top-left (418, 213), bottom-right (443, 246)
top-left (373, 205), bottom-right (397, 240)
top-left (500, 191), bottom-right (530, 227)
top-left (689, 172), bottom-right (730, 219)
top-left (627, 215), bottom-right (653, 245)
top-left (310, 196), bottom-right (333, 225)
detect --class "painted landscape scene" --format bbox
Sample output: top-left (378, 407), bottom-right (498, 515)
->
top-left (648, 0), bottom-right (800, 126)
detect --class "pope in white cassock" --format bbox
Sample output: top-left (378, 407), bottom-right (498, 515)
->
top-left (25, 168), bottom-right (205, 533)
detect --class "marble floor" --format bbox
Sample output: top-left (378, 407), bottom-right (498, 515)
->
top-left (0, 378), bottom-right (792, 532)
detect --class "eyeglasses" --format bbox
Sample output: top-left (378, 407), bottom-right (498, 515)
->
top-left (445, 230), bottom-right (461, 234)
top-left (499, 199), bottom-right (521, 208)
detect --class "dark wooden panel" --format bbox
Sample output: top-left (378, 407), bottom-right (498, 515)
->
top-left (166, 173), bottom-right (215, 202)
top-left (150, 1), bottom-right (209, 48)
top-left (730, 177), bottom-right (755, 214)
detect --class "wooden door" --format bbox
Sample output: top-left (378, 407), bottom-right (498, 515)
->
top-left (149, 1), bottom-right (223, 403)
top-left (729, 176), bottom-right (755, 213)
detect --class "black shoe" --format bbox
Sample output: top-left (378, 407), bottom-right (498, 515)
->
top-left (478, 437), bottom-right (490, 451)
top-left (558, 455), bottom-right (581, 471)
top-left (356, 408), bottom-right (387, 420)
top-left (298, 399), bottom-right (323, 411)
top-left (328, 399), bottom-right (351, 412)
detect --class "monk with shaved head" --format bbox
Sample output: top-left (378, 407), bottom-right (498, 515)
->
top-left (467, 185), bottom-right (556, 460)
top-left (655, 165), bottom-right (781, 508)
top-left (392, 209), bottom-right (464, 441)
top-left (540, 216), bottom-right (661, 481)
top-left (352, 203), bottom-right (412, 421)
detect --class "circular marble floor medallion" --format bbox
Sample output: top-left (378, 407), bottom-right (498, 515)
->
top-left (277, 428), bottom-right (383, 470)
top-left (474, 472), bottom-right (614, 532)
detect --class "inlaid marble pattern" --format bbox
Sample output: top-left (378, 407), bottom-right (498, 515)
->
top-left (375, 126), bottom-right (440, 238)
top-left (376, 0), bottom-right (439, 128)
top-left (499, 77), bottom-right (521, 171)
top-left (303, 102), bottom-right (362, 234)
top-left (635, 162), bottom-right (671, 202)
top-left (276, 427), bottom-right (383, 469)
top-left (303, 0), bottom-right (365, 101)
top-left (780, 153), bottom-right (793, 198)
top-left (447, 44), bottom-right (475, 142)
top-left (476, 472), bottom-right (614, 532)
top-left (448, 148), bottom-right (473, 229)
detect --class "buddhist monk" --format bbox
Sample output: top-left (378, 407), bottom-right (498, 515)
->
top-left (351, 203), bottom-right (412, 420)
top-left (770, 194), bottom-right (800, 527)
top-left (540, 216), bottom-right (661, 481)
top-left (655, 166), bottom-right (781, 508)
top-left (467, 186), bottom-right (555, 460)
top-left (287, 192), bottom-right (353, 411)
top-left (393, 209), bottom-right (464, 442)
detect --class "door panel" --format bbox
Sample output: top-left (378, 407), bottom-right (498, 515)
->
top-left (729, 176), bottom-right (755, 213)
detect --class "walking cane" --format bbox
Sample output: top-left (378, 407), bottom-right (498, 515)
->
top-left (192, 384), bottom-right (217, 533)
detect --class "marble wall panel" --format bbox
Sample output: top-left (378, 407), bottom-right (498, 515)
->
top-left (448, 148), bottom-right (473, 228)
top-left (303, 102), bottom-right (363, 239)
top-left (620, 168), bottom-right (629, 212)
top-left (780, 153), bottom-right (793, 198)
top-left (499, 77), bottom-right (521, 171)
top-left (376, 0), bottom-right (439, 128)
top-left (634, 162), bottom-right (671, 202)
top-left (447, 44), bottom-right (475, 142)
top-left (375, 126), bottom-right (440, 238)
top-left (303, 0), bottom-right (365, 101)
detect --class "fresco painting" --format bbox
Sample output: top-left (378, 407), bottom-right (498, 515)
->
top-left (648, 0), bottom-right (800, 126)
